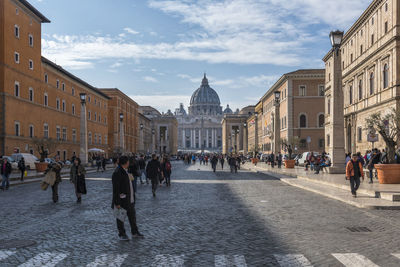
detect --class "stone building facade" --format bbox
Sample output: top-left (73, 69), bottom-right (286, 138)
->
top-left (0, 0), bottom-right (112, 160)
top-left (258, 70), bottom-right (325, 155)
top-left (324, 0), bottom-right (400, 154)
top-left (175, 74), bottom-right (225, 153)
top-left (100, 88), bottom-right (139, 156)
top-left (138, 113), bottom-right (152, 155)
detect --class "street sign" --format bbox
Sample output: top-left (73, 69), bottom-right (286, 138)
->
top-left (367, 127), bottom-right (379, 142)
top-left (306, 136), bottom-right (311, 143)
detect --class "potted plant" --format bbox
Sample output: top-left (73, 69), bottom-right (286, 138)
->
top-left (281, 137), bottom-right (300, 168)
top-left (32, 137), bottom-right (58, 172)
top-left (366, 108), bottom-right (400, 184)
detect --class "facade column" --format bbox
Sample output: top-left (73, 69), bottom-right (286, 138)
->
top-left (190, 129), bottom-right (193, 148)
top-left (329, 41), bottom-right (346, 173)
top-left (199, 128), bottom-right (202, 150)
top-left (274, 104), bottom-right (280, 155)
top-left (182, 129), bottom-right (185, 149)
top-left (206, 129), bottom-right (209, 148)
top-left (79, 97), bottom-right (88, 165)
top-left (243, 124), bottom-right (248, 155)
top-left (212, 129), bottom-right (215, 148)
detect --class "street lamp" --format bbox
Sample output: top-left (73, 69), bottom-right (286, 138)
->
top-left (274, 91), bottom-right (281, 104)
top-left (119, 113), bottom-right (124, 152)
top-left (151, 129), bottom-right (155, 153)
top-left (330, 30), bottom-right (344, 49)
top-left (119, 113), bottom-right (124, 121)
top-left (273, 91), bottom-right (281, 156)
top-left (79, 93), bottom-right (88, 164)
top-left (140, 123), bottom-right (144, 130)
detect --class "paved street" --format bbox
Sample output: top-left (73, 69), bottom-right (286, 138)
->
top-left (1, 162), bottom-right (400, 266)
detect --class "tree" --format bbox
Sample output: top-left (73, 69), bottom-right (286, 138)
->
top-left (280, 136), bottom-right (300, 159)
top-left (365, 108), bottom-right (400, 164)
top-left (32, 137), bottom-right (60, 162)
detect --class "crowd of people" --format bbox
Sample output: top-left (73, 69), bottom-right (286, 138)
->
top-left (182, 153), bottom-right (245, 174)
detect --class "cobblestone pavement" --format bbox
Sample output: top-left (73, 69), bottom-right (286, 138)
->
top-left (1, 162), bottom-right (400, 266)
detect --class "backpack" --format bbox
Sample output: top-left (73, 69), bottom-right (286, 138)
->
top-left (166, 162), bottom-right (171, 172)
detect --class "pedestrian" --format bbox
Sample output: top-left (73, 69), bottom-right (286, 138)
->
top-left (220, 156), bottom-right (225, 170)
top-left (270, 153), bottom-right (275, 168)
top-left (18, 157), bottom-right (26, 182)
top-left (46, 155), bottom-right (63, 203)
top-left (236, 156), bottom-right (241, 170)
top-left (112, 156), bottom-right (144, 241)
top-left (367, 149), bottom-right (380, 184)
top-left (346, 153), bottom-right (365, 198)
top-left (69, 158), bottom-right (86, 203)
top-left (102, 157), bottom-right (107, 172)
top-left (277, 152), bottom-right (282, 168)
top-left (96, 156), bottom-right (102, 172)
top-left (229, 156), bottom-right (236, 173)
top-left (138, 155), bottom-right (147, 184)
top-left (1, 158), bottom-right (12, 191)
top-left (211, 155), bottom-right (218, 172)
top-left (161, 156), bottom-right (172, 186)
top-left (146, 154), bottom-right (162, 197)
top-left (128, 155), bottom-right (140, 194)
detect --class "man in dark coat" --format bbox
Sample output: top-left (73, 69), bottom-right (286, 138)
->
top-left (138, 155), bottom-right (147, 184)
top-left (112, 156), bottom-right (143, 241)
top-left (47, 155), bottom-right (63, 203)
top-left (1, 157), bottom-right (12, 190)
top-left (146, 154), bottom-right (161, 197)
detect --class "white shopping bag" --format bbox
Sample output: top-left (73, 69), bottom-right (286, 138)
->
top-left (113, 207), bottom-right (127, 222)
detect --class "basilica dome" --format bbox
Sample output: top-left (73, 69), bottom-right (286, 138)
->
top-left (190, 74), bottom-right (221, 105)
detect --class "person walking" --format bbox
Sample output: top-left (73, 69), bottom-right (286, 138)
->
top-left (70, 158), bottom-right (86, 203)
top-left (211, 155), bottom-right (218, 173)
top-left (112, 156), bottom-right (144, 241)
top-left (229, 156), bottom-right (236, 173)
top-left (128, 155), bottom-right (140, 194)
top-left (18, 157), bottom-right (26, 181)
top-left (277, 153), bottom-right (282, 169)
top-left (138, 155), bottom-right (147, 184)
top-left (102, 157), bottom-right (107, 172)
top-left (346, 154), bottom-right (365, 197)
top-left (270, 153), bottom-right (275, 168)
top-left (96, 156), bottom-right (102, 172)
top-left (146, 154), bottom-right (162, 197)
top-left (46, 156), bottom-right (63, 203)
top-left (161, 157), bottom-right (172, 187)
top-left (220, 156), bottom-right (225, 170)
top-left (1, 158), bottom-right (12, 191)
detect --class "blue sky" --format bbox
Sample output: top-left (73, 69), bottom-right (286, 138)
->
top-left (34, 0), bottom-right (371, 112)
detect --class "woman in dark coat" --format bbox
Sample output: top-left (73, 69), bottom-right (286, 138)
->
top-left (70, 158), bottom-right (86, 203)
top-left (161, 157), bottom-right (172, 186)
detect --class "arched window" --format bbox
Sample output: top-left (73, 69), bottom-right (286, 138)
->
top-left (358, 79), bottom-right (363, 100)
top-left (349, 86), bottom-right (353, 104)
top-left (299, 114), bottom-right (307, 128)
top-left (383, 64), bottom-right (389, 88)
top-left (369, 72), bottom-right (374, 95)
top-left (318, 114), bottom-right (325, 128)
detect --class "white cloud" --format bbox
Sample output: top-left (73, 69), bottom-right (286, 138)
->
top-left (124, 27), bottom-right (139, 35)
top-left (143, 76), bottom-right (159, 83)
top-left (110, 62), bottom-right (123, 68)
top-left (131, 94), bottom-right (190, 112)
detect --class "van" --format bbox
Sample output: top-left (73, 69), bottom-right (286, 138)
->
top-left (11, 153), bottom-right (39, 170)
top-left (297, 152), bottom-right (320, 166)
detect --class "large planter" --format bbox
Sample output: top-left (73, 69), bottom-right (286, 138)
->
top-left (284, 159), bottom-right (295, 169)
top-left (375, 164), bottom-right (400, 184)
top-left (35, 162), bottom-right (49, 172)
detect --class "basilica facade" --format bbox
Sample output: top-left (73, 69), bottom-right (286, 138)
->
top-left (175, 74), bottom-right (231, 153)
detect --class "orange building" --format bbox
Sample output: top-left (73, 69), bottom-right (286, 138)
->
top-left (0, 0), bottom-right (109, 161)
top-left (100, 88), bottom-right (139, 155)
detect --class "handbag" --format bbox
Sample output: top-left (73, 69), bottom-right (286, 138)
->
top-left (41, 181), bottom-right (49, 190)
top-left (113, 207), bottom-right (127, 222)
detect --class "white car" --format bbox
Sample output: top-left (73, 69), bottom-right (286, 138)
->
top-left (297, 152), bottom-right (320, 166)
top-left (11, 153), bottom-right (39, 170)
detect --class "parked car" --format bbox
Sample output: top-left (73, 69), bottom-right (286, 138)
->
top-left (296, 152), bottom-right (320, 166)
top-left (11, 153), bottom-right (39, 170)
top-left (2, 156), bottom-right (19, 170)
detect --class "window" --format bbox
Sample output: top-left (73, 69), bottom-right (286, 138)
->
top-left (357, 127), bottom-right (362, 142)
top-left (29, 34), bottom-right (33, 47)
top-left (56, 126), bottom-right (61, 140)
top-left (383, 64), bottom-right (389, 88)
top-left (318, 85), bottom-right (325, 96)
top-left (29, 60), bottom-right (33, 70)
top-left (72, 129), bottom-right (77, 143)
top-left (370, 73), bottom-right (374, 95)
top-left (319, 139), bottom-right (325, 148)
top-left (104, 117), bottom-right (107, 124)
top-left (349, 86), bottom-right (353, 104)
top-left (318, 114), bottom-right (325, 128)
top-left (56, 99), bottom-right (60, 110)
top-left (88, 132), bottom-right (92, 144)
top-left (371, 34), bottom-right (374, 45)
top-left (14, 25), bottom-right (19, 38)
top-left (327, 134), bottom-right (330, 146)
top-left (300, 139), bottom-right (307, 148)
top-left (99, 134), bottom-right (102, 145)
top-left (99, 114), bottom-right (101, 122)
top-left (72, 104), bottom-right (75, 115)
top-left (358, 79), bottom-right (363, 100)
top-left (105, 135), bottom-right (107, 145)
top-left (29, 87), bottom-right (34, 101)
top-left (88, 96), bottom-right (91, 102)
top-left (385, 2), bottom-right (388, 12)
top-left (15, 122), bottom-right (20, 136)
top-left (62, 83), bottom-right (65, 91)
top-left (44, 93), bottom-right (48, 106)
top-left (94, 134), bottom-right (97, 144)
top-left (371, 17), bottom-right (374, 25)
top-left (88, 111), bottom-right (91, 120)
top-left (94, 112), bottom-right (97, 121)
top-left (16, 8), bottom-right (18, 15)
top-left (29, 125), bottom-right (34, 138)
top-left (44, 73), bottom-right (48, 83)
top-left (327, 99), bottom-right (331, 115)
top-left (350, 53), bottom-right (353, 62)
top-left (94, 98), bottom-right (97, 104)
top-left (14, 52), bottom-right (19, 63)
top-left (56, 80), bottom-right (59, 89)
top-left (71, 87), bottom-right (75, 96)
top-left (62, 128), bottom-right (67, 141)
top-left (43, 123), bottom-right (49, 138)
top-left (14, 81), bottom-right (20, 97)
top-left (360, 45), bottom-right (363, 55)
top-left (299, 114), bottom-right (307, 128)
top-left (62, 100), bottom-right (66, 112)
top-left (299, 86), bottom-right (306, 96)
top-left (385, 21), bottom-right (388, 34)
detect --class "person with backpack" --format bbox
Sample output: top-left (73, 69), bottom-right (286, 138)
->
top-left (146, 154), bottom-right (162, 197)
top-left (1, 157), bottom-right (12, 191)
top-left (346, 154), bottom-right (365, 198)
top-left (161, 157), bottom-right (172, 187)
top-left (18, 157), bottom-right (26, 182)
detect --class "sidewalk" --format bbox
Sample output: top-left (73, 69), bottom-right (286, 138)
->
top-left (242, 162), bottom-right (400, 210)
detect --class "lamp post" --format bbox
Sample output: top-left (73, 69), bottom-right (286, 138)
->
top-left (236, 128), bottom-right (240, 153)
top-left (328, 30), bottom-right (346, 173)
top-left (254, 112), bottom-right (259, 156)
top-left (119, 113), bottom-right (124, 153)
top-left (79, 93), bottom-right (88, 165)
top-left (273, 91), bottom-right (281, 156)
top-left (243, 122), bottom-right (248, 155)
top-left (151, 129), bottom-right (155, 153)
top-left (140, 123), bottom-right (144, 153)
